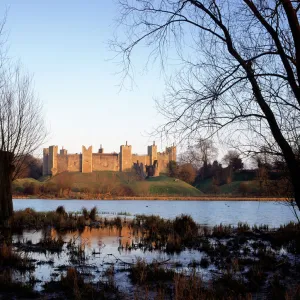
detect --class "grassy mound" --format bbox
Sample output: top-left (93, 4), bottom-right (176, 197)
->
top-left (14, 172), bottom-right (203, 197)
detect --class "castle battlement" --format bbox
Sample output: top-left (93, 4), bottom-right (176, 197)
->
top-left (43, 142), bottom-right (176, 176)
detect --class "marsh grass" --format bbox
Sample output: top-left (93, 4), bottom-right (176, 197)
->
top-left (3, 209), bottom-right (300, 298)
top-left (44, 267), bottom-right (122, 300)
top-left (252, 224), bottom-right (269, 232)
top-left (0, 242), bottom-right (34, 271)
top-left (117, 211), bottom-right (132, 216)
top-left (212, 224), bottom-right (233, 237)
top-left (38, 234), bottom-right (64, 253)
top-left (174, 271), bottom-right (210, 300)
top-left (50, 267), bottom-right (97, 300)
top-left (246, 265), bottom-right (267, 291)
top-left (213, 273), bottom-right (248, 298)
top-left (0, 270), bottom-right (39, 298)
top-left (10, 207), bottom-right (102, 232)
top-left (130, 258), bottom-right (175, 284)
top-left (268, 274), bottom-right (287, 300)
top-left (67, 239), bottom-right (87, 264)
top-left (165, 234), bottom-right (182, 253)
top-left (132, 214), bottom-right (200, 252)
top-left (89, 206), bottom-right (98, 221)
top-left (56, 205), bottom-right (66, 216)
top-left (268, 221), bottom-right (300, 253)
top-left (237, 222), bottom-right (250, 233)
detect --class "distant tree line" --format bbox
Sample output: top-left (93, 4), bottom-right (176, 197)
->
top-left (168, 138), bottom-right (293, 197)
top-left (15, 155), bottom-right (43, 180)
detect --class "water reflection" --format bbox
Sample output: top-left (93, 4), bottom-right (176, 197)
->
top-left (11, 226), bottom-right (206, 291)
top-left (13, 199), bottom-right (298, 227)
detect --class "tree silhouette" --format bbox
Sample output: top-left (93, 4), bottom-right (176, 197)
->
top-left (0, 19), bottom-right (46, 225)
top-left (113, 0), bottom-right (300, 209)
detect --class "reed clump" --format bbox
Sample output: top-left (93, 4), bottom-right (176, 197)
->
top-left (38, 235), bottom-right (64, 253)
top-left (0, 270), bottom-right (39, 298)
top-left (89, 206), bottom-right (98, 221)
top-left (268, 221), bottom-right (300, 253)
top-left (174, 271), bottom-right (211, 300)
top-left (212, 223), bottom-right (233, 237)
top-left (132, 214), bottom-right (200, 251)
top-left (0, 242), bottom-right (34, 271)
top-left (130, 258), bottom-right (175, 284)
top-left (56, 205), bottom-right (67, 216)
top-left (44, 267), bottom-right (122, 299)
top-left (10, 206), bottom-right (102, 232)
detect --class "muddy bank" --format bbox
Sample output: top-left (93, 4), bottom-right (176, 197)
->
top-left (13, 194), bottom-right (287, 201)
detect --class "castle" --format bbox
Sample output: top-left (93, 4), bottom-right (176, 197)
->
top-left (43, 142), bottom-right (176, 177)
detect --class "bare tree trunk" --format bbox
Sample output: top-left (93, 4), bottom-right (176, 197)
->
top-left (0, 151), bottom-right (14, 227)
top-left (288, 162), bottom-right (300, 210)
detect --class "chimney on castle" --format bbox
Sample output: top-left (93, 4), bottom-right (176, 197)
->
top-left (126, 141), bottom-right (128, 146)
top-left (153, 141), bottom-right (155, 146)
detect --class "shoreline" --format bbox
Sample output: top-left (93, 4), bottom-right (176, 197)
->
top-left (13, 195), bottom-right (288, 201)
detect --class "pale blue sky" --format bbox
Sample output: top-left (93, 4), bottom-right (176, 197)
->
top-left (0, 1), bottom-right (172, 156)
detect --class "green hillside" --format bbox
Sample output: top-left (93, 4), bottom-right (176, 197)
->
top-left (14, 172), bottom-right (203, 197)
top-left (195, 177), bottom-right (263, 196)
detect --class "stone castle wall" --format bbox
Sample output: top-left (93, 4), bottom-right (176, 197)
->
top-left (43, 142), bottom-right (176, 176)
top-left (57, 154), bottom-right (68, 173)
top-left (67, 154), bottom-right (81, 172)
top-left (92, 153), bottom-right (119, 171)
top-left (131, 154), bottom-right (150, 169)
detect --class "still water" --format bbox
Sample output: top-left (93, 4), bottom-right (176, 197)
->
top-left (13, 199), bottom-right (298, 227)
top-left (13, 226), bottom-right (207, 292)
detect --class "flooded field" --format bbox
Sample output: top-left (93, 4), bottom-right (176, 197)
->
top-left (11, 226), bottom-right (206, 293)
top-left (1, 205), bottom-right (300, 299)
top-left (13, 199), bottom-right (297, 227)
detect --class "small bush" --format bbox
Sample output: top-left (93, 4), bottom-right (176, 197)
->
top-left (23, 183), bottom-right (40, 195)
top-left (238, 182), bottom-right (250, 195)
top-left (113, 185), bottom-right (135, 196)
top-left (41, 182), bottom-right (59, 194)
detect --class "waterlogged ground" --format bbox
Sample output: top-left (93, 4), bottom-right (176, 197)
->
top-left (13, 199), bottom-right (298, 227)
top-left (12, 226), bottom-right (209, 294)
top-left (1, 205), bottom-right (300, 299)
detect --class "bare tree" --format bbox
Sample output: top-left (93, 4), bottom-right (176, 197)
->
top-left (179, 138), bottom-right (217, 168)
top-left (223, 150), bottom-right (244, 171)
top-left (0, 39), bottom-right (46, 225)
top-left (113, 0), bottom-right (300, 210)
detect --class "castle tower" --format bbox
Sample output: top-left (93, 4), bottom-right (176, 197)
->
top-left (60, 147), bottom-right (68, 155)
top-left (48, 145), bottom-right (58, 176)
top-left (43, 148), bottom-right (49, 176)
top-left (120, 141), bottom-right (132, 172)
top-left (147, 141), bottom-right (158, 165)
top-left (153, 160), bottom-right (160, 177)
top-left (82, 145), bottom-right (93, 173)
top-left (166, 145), bottom-right (177, 162)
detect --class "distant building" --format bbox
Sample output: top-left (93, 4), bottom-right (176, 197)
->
top-left (43, 141), bottom-right (176, 177)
